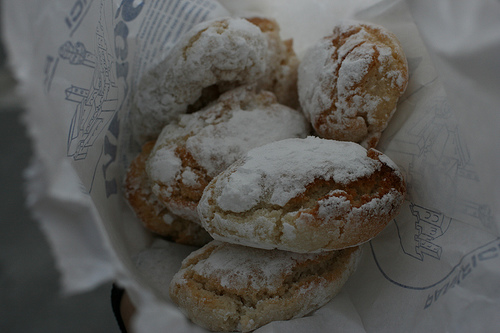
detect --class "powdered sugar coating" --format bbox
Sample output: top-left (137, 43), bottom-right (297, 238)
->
top-left (186, 102), bottom-right (309, 177)
top-left (298, 21), bottom-right (409, 149)
top-left (190, 241), bottom-right (320, 292)
top-left (132, 17), bottom-right (269, 142)
top-left (198, 136), bottom-right (406, 252)
top-left (147, 87), bottom-right (310, 223)
top-left (215, 137), bottom-right (380, 212)
top-left (169, 241), bottom-right (362, 332)
top-left (123, 141), bottom-right (211, 246)
top-left (148, 148), bottom-right (182, 195)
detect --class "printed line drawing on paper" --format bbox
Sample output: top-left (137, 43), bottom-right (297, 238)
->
top-left (62, 26), bottom-right (118, 161)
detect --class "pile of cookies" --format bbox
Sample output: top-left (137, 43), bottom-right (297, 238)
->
top-left (124, 16), bottom-right (408, 332)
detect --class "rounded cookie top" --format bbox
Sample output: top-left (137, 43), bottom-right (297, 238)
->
top-left (298, 21), bottom-right (408, 148)
top-left (198, 136), bottom-right (406, 252)
top-left (147, 86), bottom-right (310, 223)
top-left (132, 17), bottom-right (269, 142)
top-left (169, 240), bottom-right (362, 332)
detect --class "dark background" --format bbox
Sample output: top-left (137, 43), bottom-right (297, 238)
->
top-left (0, 4), bottom-right (120, 333)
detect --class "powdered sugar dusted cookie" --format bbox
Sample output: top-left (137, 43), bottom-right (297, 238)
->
top-left (146, 86), bottom-right (310, 223)
top-left (198, 137), bottom-right (406, 253)
top-left (169, 241), bottom-right (362, 332)
top-left (132, 16), bottom-right (301, 143)
top-left (132, 17), bottom-right (268, 142)
top-left (124, 141), bottom-right (212, 246)
top-left (298, 21), bottom-right (408, 148)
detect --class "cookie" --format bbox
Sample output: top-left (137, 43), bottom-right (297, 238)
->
top-left (132, 17), bottom-right (268, 142)
top-left (169, 241), bottom-right (362, 332)
top-left (124, 141), bottom-right (212, 246)
top-left (132, 17), bottom-right (300, 143)
top-left (247, 17), bottom-right (300, 109)
top-left (298, 21), bottom-right (408, 148)
top-left (198, 136), bottom-right (406, 253)
top-left (146, 86), bottom-right (310, 223)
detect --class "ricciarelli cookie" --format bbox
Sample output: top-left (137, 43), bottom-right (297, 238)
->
top-left (298, 21), bottom-right (409, 148)
top-left (247, 17), bottom-right (300, 109)
top-left (124, 141), bottom-right (212, 246)
top-left (169, 241), bottom-right (362, 332)
top-left (146, 86), bottom-right (310, 223)
top-left (133, 16), bottom-right (299, 142)
top-left (198, 137), bottom-right (406, 253)
top-left (132, 17), bottom-right (268, 142)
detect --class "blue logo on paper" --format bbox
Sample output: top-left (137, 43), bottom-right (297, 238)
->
top-left (61, 37), bottom-right (117, 161)
top-left (370, 201), bottom-right (498, 309)
top-left (44, 0), bottom-right (144, 197)
top-left (404, 203), bottom-right (452, 261)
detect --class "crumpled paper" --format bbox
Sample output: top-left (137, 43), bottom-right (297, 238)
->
top-left (3, 0), bottom-right (499, 332)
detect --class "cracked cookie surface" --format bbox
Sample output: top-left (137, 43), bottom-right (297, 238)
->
top-left (197, 137), bottom-right (406, 252)
top-left (123, 141), bottom-right (212, 246)
top-left (169, 241), bottom-right (361, 332)
top-left (132, 16), bottom-right (300, 143)
top-left (298, 21), bottom-right (408, 148)
top-left (132, 17), bottom-right (268, 142)
top-left (147, 86), bottom-right (310, 223)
